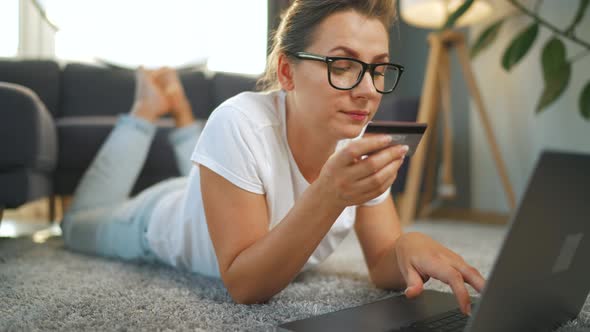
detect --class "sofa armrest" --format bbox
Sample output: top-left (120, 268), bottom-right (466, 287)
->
top-left (0, 82), bottom-right (57, 172)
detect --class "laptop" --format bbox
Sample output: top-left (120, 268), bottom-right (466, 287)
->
top-left (280, 150), bottom-right (590, 332)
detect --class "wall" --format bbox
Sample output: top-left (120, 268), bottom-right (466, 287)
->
top-left (470, 0), bottom-right (590, 213)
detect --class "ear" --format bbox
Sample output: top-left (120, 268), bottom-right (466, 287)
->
top-left (277, 53), bottom-right (295, 91)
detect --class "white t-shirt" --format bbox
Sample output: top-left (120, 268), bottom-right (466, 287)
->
top-left (146, 90), bottom-right (390, 278)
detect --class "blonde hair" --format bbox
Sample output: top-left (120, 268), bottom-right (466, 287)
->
top-left (258, 0), bottom-right (397, 91)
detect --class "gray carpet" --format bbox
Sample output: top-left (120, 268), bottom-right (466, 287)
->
top-left (1, 220), bottom-right (589, 331)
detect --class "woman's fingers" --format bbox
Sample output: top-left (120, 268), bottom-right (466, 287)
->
top-left (403, 267), bottom-right (425, 299)
top-left (333, 146), bottom-right (406, 204)
top-left (431, 262), bottom-right (473, 316)
top-left (419, 252), bottom-right (485, 316)
top-left (397, 234), bottom-right (486, 316)
top-left (342, 144), bottom-right (407, 200)
top-left (450, 260), bottom-right (486, 293)
top-left (330, 135), bottom-right (394, 167)
top-left (437, 248), bottom-right (486, 293)
top-left (354, 157), bottom-right (403, 196)
top-left (348, 144), bottom-right (408, 182)
top-left (319, 135), bottom-right (409, 206)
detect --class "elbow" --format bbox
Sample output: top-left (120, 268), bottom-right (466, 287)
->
top-left (231, 293), bottom-right (265, 305)
top-left (222, 274), bottom-right (272, 305)
top-left (227, 284), bottom-right (271, 305)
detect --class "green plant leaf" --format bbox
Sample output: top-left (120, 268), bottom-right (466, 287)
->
top-left (442, 0), bottom-right (474, 30)
top-left (501, 23), bottom-right (539, 71)
top-left (537, 37), bottom-right (569, 114)
top-left (566, 0), bottom-right (589, 34)
top-left (541, 37), bottom-right (567, 80)
top-left (580, 81), bottom-right (590, 120)
top-left (470, 19), bottom-right (505, 59)
top-left (536, 62), bottom-right (571, 113)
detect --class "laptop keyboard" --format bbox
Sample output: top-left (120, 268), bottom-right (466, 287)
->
top-left (405, 307), bottom-right (469, 332)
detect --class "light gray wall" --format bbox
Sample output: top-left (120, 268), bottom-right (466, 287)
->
top-left (470, 1), bottom-right (590, 213)
top-left (390, 19), bottom-right (472, 209)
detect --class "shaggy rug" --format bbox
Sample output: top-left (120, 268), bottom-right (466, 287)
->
top-left (1, 220), bottom-right (589, 331)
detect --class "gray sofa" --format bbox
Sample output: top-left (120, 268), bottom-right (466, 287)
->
top-left (0, 59), bottom-right (418, 221)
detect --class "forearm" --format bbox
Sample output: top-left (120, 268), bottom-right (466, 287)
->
top-left (223, 181), bottom-right (344, 303)
top-left (354, 199), bottom-right (406, 290)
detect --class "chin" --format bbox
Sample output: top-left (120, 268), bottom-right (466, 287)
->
top-left (339, 123), bottom-right (366, 139)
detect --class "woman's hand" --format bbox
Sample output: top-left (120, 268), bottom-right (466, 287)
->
top-left (317, 135), bottom-right (408, 208)
top-left (395, 232), bottom-right (486, 316)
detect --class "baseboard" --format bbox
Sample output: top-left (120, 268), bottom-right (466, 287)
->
top-left (393, 192), bottom-right (511, 225)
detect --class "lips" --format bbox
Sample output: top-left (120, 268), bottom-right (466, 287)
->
top-left (342, 110), bottom-right (370, 121)
top-left (343, 110), bottom-right (370, 116)
top-left (342, 111), bottom-right (369, 122)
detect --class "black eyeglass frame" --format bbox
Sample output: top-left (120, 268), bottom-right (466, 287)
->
top-left (289, 51), bottom-right (405, 94)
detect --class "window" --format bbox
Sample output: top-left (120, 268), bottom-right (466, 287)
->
top-left (43, 0), bottom-right (267, 75)
top-left (0, 0), bottom-right (19, 57)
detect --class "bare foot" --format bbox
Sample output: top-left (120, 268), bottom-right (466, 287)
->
top-left (131, 67), bottom-right (171, 123)
top-left (154, 67), bottom-right (195, 127)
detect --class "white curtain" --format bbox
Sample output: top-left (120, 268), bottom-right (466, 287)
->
top-left (18, 0), bottom-right (58, 58)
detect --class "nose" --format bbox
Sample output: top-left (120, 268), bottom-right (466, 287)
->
top-left (351, 70), bottom-right (378, 98)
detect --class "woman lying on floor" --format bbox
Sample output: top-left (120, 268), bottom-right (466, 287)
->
top-left (61, 0), bottom-right (485, 316)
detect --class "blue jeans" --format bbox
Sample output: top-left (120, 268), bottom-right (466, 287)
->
top-left (61, 115), bottom-right (199, 261)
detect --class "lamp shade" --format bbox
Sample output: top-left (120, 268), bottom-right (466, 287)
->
top-left (400, 0), bottom-right (492, 29)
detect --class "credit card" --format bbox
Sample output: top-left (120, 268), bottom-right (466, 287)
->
top-left (363, 121), bottom-right (427, 157)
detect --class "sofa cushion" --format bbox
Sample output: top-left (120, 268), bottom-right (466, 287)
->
top-left (210, 72), bottom-right (259, 111)
top-left (0, 59), bottom-right (61, 116)
top-left (54, 116), bottom-right (183, 195)
top-left (178, 68), bottom-right (214, 120)
top-left (60, 63), bottom-right (213, 120)
top-left (60, 63), bottom-right (135, 118)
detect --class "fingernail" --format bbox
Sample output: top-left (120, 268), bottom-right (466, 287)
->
top-left (382, 135), bottom-right (393, 144)
top-left (404, 287), bottom-right (411, 295)
top-left (401, 145), bottom-right (409, 153)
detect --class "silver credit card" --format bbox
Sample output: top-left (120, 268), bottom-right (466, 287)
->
top-left (363, 121), bottom-right (427, 157)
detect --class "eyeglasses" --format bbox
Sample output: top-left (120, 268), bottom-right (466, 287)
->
top-left (289, 51), bottom-right (404, 94)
